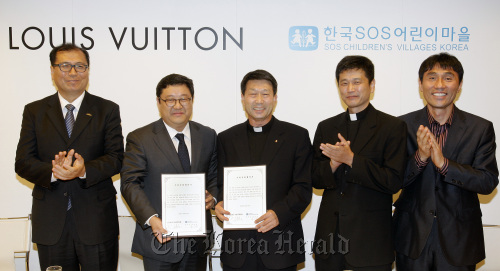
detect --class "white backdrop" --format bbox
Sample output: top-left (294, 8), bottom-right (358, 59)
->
top-left (1, 0), bottom-right (500, 270)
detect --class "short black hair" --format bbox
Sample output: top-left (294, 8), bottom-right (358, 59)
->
top-left (156, 74), bottom-right (194, 98)
top-left (49, 43), bottom-right (89, 66)
top-left (240, 69), bottom-right (278, 95)
top-left (418, 53), bottom-right (464, 83)
top-left (335, 55), bottom-right (374, 84)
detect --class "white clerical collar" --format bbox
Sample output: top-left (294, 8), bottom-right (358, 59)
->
top-left (253, 127), bottom-right (263, 132)
top-left (349, 113), bottom-right (357, 121)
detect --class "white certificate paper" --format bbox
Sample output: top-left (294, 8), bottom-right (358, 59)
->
top-left (223, 165), bottom-right (266, 230)
top-left (161, 173), bottom-right (206, 237)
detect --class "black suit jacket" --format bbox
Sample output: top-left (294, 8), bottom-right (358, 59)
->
top-left (216, 117), bottom-right (312, 269)
top-left (394, 106), bottom-right (499, 266)
top-left (15, 92), bottom-right (123, 245)
top-left (120, 120), bottom-right (217, 262)
top-left (312, 104), bottom-right (407, 267)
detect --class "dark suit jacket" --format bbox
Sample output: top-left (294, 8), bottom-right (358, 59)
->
top-left (394, 106), bottom-right (499, 266)
top-left (15, 92), bottom-right (123, 245)
top-left (217, 117), bottom-right (312, 269)
top-left (120, 119), bottom-right (217, 262)
top-left (312, 104), bottom-right (407, 267)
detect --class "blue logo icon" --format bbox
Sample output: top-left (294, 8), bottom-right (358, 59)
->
top-left (289, 26), bottom-right (318, 51)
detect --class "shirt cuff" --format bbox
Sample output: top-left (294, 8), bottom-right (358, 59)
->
top-left (415, 150), bottom-right (429, 171)
top-left (437, 158), bottom-right (449, 175)
top-left (145, 214), bottom-right (159, 227)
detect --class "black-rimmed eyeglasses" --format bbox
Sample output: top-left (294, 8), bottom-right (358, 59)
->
top-left (159, 97), bottom-right (192, 107)
top-left (52, 63), bottom-right (89, 73)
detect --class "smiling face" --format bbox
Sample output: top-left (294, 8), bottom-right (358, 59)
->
top-left (157, 84), bottom-right (193, 132)
top-left (420, 64), bottom-right (462, 111)
top-left (338, 68), bottom-right (374, 114)
top-left (242, 79), bottom-right (277, 127)
top-left (50, 50), bottom-right (89, 102)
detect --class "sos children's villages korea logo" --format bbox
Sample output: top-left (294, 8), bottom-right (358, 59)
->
top-left (289, 26), bottom-right (318, 51)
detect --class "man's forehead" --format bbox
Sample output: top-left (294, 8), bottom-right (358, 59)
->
top-left (55, 50), bottom-right (87, 62)
top-left (426, 64), bottom-right (457, 75)
top-left (339, 68), bottom-right (366, 79)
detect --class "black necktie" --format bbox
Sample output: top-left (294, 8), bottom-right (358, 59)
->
top-left (175, 133), bottom-right (191, 173)
top-left (65, 104), bottom-right (75, 138)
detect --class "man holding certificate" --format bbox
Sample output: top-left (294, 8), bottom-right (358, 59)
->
top-left (215, 69), bottom-right (313, 271)
top-left (121, 74), bottom-right (217, 271)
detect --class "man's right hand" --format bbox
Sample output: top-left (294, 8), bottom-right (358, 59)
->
top-left (416, 125), bottom-right (433, 161)
top-left (215, 201), bottom-right (230, 222)
top-left (149, 216), bottom-right (171, 243)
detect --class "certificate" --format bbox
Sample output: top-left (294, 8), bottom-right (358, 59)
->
top-left (161, 173), bottom-right (206, 237)
top-left (223, 165), bottom-right (266, 230)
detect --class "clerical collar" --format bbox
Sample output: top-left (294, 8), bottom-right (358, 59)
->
top-left (346, 103), bottom-right (372, 122)
top-left (247, 116), bottom-right (275, 133)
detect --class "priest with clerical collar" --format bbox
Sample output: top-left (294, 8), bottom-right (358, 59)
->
top-left (215, 69), bottom-right (313, 271)
top-left (312, 55), bottom-right (407, 271)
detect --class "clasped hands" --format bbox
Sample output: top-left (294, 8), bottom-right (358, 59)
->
top-left (416, 125), bottom-right (445, 169)
top-left (214, 201), bottom-right (279, 233)
top-left (151, 190), bottom-right (215, 243)
top-left (320, 133), bottom-right (354, 172)
top-left (52, 149), bottom-right (86, 180)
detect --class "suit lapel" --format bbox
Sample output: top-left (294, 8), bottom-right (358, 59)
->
top-left (442, 107), bottom-right (466, 159)
top-left (412, 107), bottom-right (429, 134)
top-left (45, 93), bottom-right (69, 143)
top-left (351, 106), bottom-right (377, 154)
top-left (68, 92), bottom-right (94, 146)
top-left (231, 123), bottom-right (252, 165)
top-left (260, 118), bottom-right (285, 166)
top-left (189, 122), bottom-right (202, 172)
top-left (334, 112), bottom-right (348, 144)
top-left (152, 119), bottom-right (185, 173)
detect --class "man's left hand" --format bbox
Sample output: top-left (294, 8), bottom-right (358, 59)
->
top-left (325, 133), bottom-right (354, 167)
top-left (255, 210), bottom-right (279, 233)
top-left (52, 149), bottom-right (86, 180)
top-left (429, 134), bottom-right (446, 169)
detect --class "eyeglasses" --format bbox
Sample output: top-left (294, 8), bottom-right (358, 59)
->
top-left (159, 97), bottom-right (192, 107)
top-left (52, 63), bottom-right (89, 73)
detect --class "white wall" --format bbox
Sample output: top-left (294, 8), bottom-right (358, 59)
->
top-left (1, 1), bottom-right (499, 270)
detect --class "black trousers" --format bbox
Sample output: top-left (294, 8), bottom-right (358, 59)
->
top-left (37, 209), bottom-right (118, 271)
top-left (223, 251), bottom-right (297, 271)
top-left (143, 253), bottom-right (207, 271)
top-left (396, 219), bottom-right (475, 271)
top-left (315, 254), bottom-right (392, 271)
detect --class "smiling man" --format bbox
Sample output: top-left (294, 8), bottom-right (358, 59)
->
top-left (394, 53), bottom-right (499, 270)
top-left (15, 43), bottom-right (123, 271)
top-left (312, 55), bottom-right (407, 271)
top-left (215, 69), bottom-right (312, 270)
top-left (120, 74), bottom-right (217, 271)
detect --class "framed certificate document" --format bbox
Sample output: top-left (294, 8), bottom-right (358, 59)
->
top-left (223, 165), bottom-right (266, 230)
top-left (161, 173), bottom-right (206, 237)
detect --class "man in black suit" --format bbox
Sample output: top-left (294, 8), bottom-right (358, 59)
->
top-left (312, 55), bottom-right (407, 271)
top-left (214, 69), bottom-right (312, 270)
top-left (394, 53), bottom-right (499, 270)
top-left (15, 44), bottom-right (123, 271)
top-left (121, 74), bottom-right (217, 270)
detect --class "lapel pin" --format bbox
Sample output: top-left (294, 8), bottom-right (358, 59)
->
top-left (275, 139), bottom-right (278, 143)
top-left (86, 113), bottom-right (92, 117)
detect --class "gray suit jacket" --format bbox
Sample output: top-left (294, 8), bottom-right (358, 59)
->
top-left (121, 119), bottom-right (217, 262)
